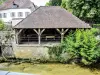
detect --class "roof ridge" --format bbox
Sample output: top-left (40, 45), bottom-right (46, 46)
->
top-left (13, 6), bottom-right (61, 28)
top-left (14, 6), bottom-right (91, 29)
top-left (13, 6), bottom-right (41, 28)
top-left (39, 6), bottom-right (61, 8)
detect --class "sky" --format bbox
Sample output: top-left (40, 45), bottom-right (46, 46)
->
top-left (30, 0), bottom-right (50, 6)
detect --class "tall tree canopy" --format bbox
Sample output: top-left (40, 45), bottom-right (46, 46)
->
top-left (67, 0), bottom-right (100, 23)
top-left (46, 0), bottom-right (100, 23)
top-left (46, 0), bottom-right (62, 6)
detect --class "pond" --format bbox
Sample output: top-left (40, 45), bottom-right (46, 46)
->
top-left (0, 63), bottom-right (100, 75)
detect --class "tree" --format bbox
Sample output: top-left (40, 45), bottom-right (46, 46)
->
top-left (0, 0), bottom-right (6, 4)
top-left (61, 0), bottom-right (67, 10)
top-left (46, 0), bottom-right (62, 6)
top-left (67, 0), bottom-right (100, 23)
top-left (46, 0), bottom-right (67, 9)
top-left (62, 29), bottom-right (100, 65)
top-left (0, 20), bottom-right (4, 31)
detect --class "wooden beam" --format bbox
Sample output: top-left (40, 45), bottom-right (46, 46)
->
top-left (41, 29), bottom-right (45, 34)
top-left (16, 29), bottom-right (23, 44)
top-left (61, 28), bottom-right (64, 33)
top-left (33, 29), bottom-right (45, 35)
top-left (17, 29), bottom-right (23, 35)
top-left (33, 29), bottom-right (38, 35)
top-left (64, 29), bottom-right (69, 34)
top-left (38, 29), bottom-right (41, 34)
top-left (56, 29), bottom-right (61, 34)
top-left (38, 29), bottom-right (41, 45)
top-left (33, 29), bottom-right (45, 45)
top-left (56, 28), bottom-right (69, 42)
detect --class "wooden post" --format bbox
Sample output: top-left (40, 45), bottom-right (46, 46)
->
top-left (61, 33), bottom-right (64, 42)
top-left (38, 29), bottom-right (41, 45)
top-left (56, 28), bottom-right (68, 42)
top-left (15, 30), bottom-right (18, 44)
top-left (16, 29), bottom-right (23, 44)
top-left (61, 29), bottom-right (64, 42)
top-left (33, 29), bottom-right (45, 45)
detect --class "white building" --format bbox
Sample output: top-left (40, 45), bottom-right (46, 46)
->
top-left (0, 0), bottom-right (36, 26)
top-left (0, 8), bottom-right (31, 23)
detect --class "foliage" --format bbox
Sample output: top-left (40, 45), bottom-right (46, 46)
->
top-left (61, 0), bottom-right (67, 10)
top-left (48, 46), bottom-right (63, 62)
top-left (46, 0), bottom-right (68, 10)
top-left (0, 20), bottom-right (5, 31)
top-left (67, 0), bottom-right (100, 23)
top-left (45, 2), bottom-right (51, 6)
top-left (46, 0), bottom-right (62, 6)
top-left (46, 0), bottom-right (100, 23)
top-left (93, 24), bottom-right (100, 29)
top-left (0, 57), bottom-right (6, 63)
top-left (48, 46), bottom-right (71, 63)
top-left (0, 20), bottom-right (13, 61)
top-left (62, 29), bottom-right (100, 65)
top-left (0, 0), bottom-right (6, 4)
top-left (0, 20), bottom-right (11, 31)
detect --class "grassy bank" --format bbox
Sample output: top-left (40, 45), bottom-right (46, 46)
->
top-left (0, 63), bottom-right (100, 75)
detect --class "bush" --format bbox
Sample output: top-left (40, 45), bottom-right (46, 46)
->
top-left (48, 46), bottom-right (62, 62)
top-left (62, 29), bottom-right (100, 65)
top-left (0, 57), bottom-right (6, 63)
top-left (93, 24), bottom-right (100, 28)
top-left (0, 20), bottom-right (5, 30)
top-left (48, 46), bottom-right (72, 63)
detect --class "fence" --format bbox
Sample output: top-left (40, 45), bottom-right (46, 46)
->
top-left (19, 35), bottom-right (61, 44)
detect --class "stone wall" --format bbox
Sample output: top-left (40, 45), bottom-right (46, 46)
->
top-left (13, 46), bottom-right (49, 59)
top-left (0, 31), bottom-right (15, 57)
top-left (3, 46), bottom-right (14, 57)
top-left (0, 31), bottom-right (50, 59)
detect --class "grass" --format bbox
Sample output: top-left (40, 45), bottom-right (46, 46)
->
top-left (0, 63), bottom-right (100, 75)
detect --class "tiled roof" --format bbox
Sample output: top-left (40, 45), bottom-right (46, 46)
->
top-left (14, 6), bottom-right (91, 29)
top-left (0, 0), bottom-right (36, 10)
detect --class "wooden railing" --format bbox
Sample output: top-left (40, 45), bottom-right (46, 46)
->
top-left (19, 35), bottom-right (61, 44)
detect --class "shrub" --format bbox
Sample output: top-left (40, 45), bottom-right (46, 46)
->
top-left (48, 46), bottom-right (72, 63)
top-left (59, 52), bottom-right (72, 63)
top-left (93, 24), bottom-right (100, 28)
top-left (62, 29), bottom-right (100, 65)
top-left (48, 46), bottom-right (62, 62)
top-left (0, 20), bottom-right (5, 30)
top-left (0, 57), bottom-right (6, 63)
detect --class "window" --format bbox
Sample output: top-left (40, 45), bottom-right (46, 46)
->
top-left (12, 4), bottom-right (18, 8)
top-left (0, 14), bottom-right (2, 18)
top-left (18, 12), bottom-right (23, 17)
top-left (3, 13), bottom-right (7, 18)
top-left (25, 12), bottom-right (30, 17)
top-left (11, 12), bottom-right (15, 17)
